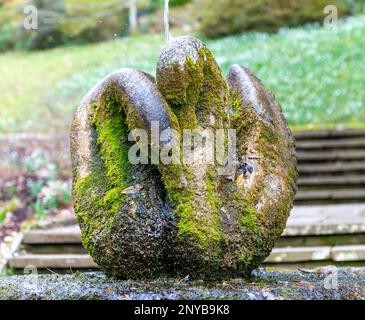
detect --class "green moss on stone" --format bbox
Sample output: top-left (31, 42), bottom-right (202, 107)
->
top-left (156, 46), bottom-right (230, 254)
top-left (158, 48), bottom-right (228, 130)
top-left (74, 175), bottom-right (111, 255)
top-left (93, 100), bottom-right (132, 189)
top-left (73, 99), bottom-right (133, 257)
top-left (196, 49), bottom-right (229, 128)
top-left (240, 204), bottom-right (260, 234)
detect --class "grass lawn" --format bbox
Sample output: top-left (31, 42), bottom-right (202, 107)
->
top-left (0, 15), bottom-right (364, 133)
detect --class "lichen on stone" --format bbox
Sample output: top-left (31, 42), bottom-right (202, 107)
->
top-left (2, 269), bottom-right (365, 300)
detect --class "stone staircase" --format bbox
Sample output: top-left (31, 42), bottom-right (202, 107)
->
top-left (295, 129), bottom-right (365, 203)
top-left (7, 129), bottom-right (365, 272)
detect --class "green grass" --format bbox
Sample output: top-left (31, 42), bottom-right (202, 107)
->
top-left (0, 15), bottom-right (365, 133)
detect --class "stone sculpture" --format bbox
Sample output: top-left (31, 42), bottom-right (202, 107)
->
top-left (71, 36), bottom-right (297, 279)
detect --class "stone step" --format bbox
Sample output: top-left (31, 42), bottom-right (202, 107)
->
top-left (277, 233), bottom-right (365, 247)
top-left (284, 218), bottom-right (365, 236)
top-left (294, 130), bottom-right (365, 141)
top-left (298, 175), bottom-right (365, 186)
top-left (297, 150), bottom-right (365, 162)
top-left (22, 244), bottom-right (87, 255)
top-left (8, 254), bottom-right (98, 269)
top-left (331, 245), bottom-right (365, 262)
top-left (298, 161), bottom-right (365, 175)
top-left (266, 245), bottom-right (365, 263)
top-left (266, 246), bottom-right (331, 263)
top-left (296, 138), bottom-right (365, 150)
top-left (295, 189), bottom-right (365, 202)
top-left (284, 203), bottom-right (365, 236)
top-left (23, 225), bottom-right (82, 244)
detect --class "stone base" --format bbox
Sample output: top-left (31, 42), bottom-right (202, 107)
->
top-left (1, 268), bottom-right (365, 300)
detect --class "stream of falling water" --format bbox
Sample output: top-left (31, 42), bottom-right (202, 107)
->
top-left (164, 0), bottom-right (172, 42)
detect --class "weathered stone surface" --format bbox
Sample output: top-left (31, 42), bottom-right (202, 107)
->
top-left (70, 35), bottom-right (297, 279)
top-left (1, 268), bottom-right (365, 300)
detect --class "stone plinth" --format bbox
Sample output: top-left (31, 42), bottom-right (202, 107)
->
top-left (1, 268), bottom-right (365, 300)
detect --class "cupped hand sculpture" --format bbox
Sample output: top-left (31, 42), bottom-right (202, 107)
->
top-left (71, 36), bottom-right (297, 279)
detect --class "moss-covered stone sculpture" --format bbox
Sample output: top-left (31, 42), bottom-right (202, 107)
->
top-left (70, 36), bottom-right (297, 279)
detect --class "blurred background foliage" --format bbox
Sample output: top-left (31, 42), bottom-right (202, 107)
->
top-left (199, 0), bottom-right (352, 37)
top-left (1, 0), bottom-right (364, 51)
top-left (0, 0), bottom-right (131, 51)
top-left (0, 0), bottom-right (364, 132)
top-left (0, 0), bottom-right (196, 51)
